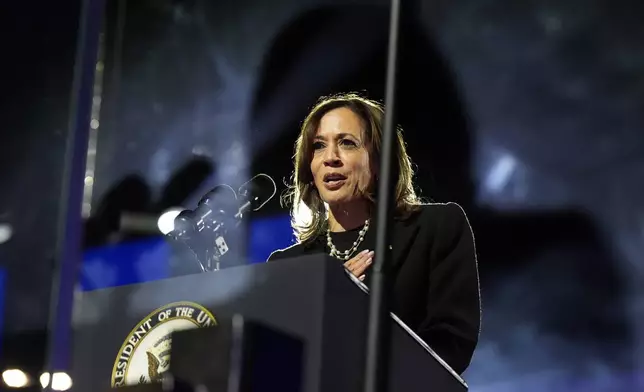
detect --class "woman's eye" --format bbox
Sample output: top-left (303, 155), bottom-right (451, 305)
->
top-left (313, 141), bottom-right (324, 150)
top-left (340, 139), bottom-right (357, 147)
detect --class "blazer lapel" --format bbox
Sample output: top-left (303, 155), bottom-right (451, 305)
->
top-left (389, 217), bottom-right (420, 271)
top-left (366, 216), bottom-right (419, 271)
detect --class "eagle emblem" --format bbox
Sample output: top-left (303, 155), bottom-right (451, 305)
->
top-left (111, 301), bottom-right (217, 388)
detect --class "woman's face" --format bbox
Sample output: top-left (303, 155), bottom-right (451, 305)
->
top-left (310, 107), bottom-right (375, 207)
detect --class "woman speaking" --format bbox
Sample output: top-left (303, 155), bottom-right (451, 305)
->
top-left (267, 93), bottom-right (481, 374)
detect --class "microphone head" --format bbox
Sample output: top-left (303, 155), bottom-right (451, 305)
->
top-left (194, 184), bottom-right (238, 228)
top-left (170, 209), bottom-right (197, 239)
top-left (198, 184), bottom-right (238, 211)
top-left (238, 173), bottom-right (277, 211)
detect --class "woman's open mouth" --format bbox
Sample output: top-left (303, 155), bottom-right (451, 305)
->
top-left (323, 173), bottom-right (347, 190)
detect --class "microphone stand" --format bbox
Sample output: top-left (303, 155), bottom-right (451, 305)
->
top-left (363, 0), bottom-right (402, 391)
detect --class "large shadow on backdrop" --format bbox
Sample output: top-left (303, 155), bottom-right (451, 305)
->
top-left (250, 4), bottom-right (632, 382)
top-left (84, 158), bottom-right (213, 248)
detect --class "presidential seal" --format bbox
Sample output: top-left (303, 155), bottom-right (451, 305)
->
top-left (111, 301), bottom-right (216, 387)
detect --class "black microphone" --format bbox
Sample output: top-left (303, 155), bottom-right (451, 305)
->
top-left (194, 184), bottom-right (239, 232)
top-left (169, 184), bottom-right (237, 242)
top-left (167, 174), bottom-right (277, 272)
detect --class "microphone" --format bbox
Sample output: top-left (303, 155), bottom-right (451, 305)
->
top-left (235, 173), bottom-right (277, 219)
top-left (169, 184), bottom-right (237, 242)
top-left (166, 174), bottom-right (277, 272)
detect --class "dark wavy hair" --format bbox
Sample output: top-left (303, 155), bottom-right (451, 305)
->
top-left (282, 93), bottom-right (424, 243)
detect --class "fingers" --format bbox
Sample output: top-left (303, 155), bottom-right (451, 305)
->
top-left (343, 249), bottom-right (368, 269)
top-left (343, 249), bottom-right (374, 278)
top-left (343, 249), bottom-right (370, 269)
top-left (352, 252), bottom-right (373, 277)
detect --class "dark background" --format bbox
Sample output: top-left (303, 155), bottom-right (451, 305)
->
top-left (1, 0), bottom-right (643, 390)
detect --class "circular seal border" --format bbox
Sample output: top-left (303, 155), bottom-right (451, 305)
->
top-left (110, 301), bottom-right (217, 387)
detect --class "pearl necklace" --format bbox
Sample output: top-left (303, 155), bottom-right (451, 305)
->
top-left (326, 219), bottom-right (370, 260)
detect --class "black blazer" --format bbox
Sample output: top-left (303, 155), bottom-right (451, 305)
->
top-left (267, 202), bottom-right (481, 374)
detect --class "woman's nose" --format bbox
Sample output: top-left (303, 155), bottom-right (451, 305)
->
top-left (323, 146), bottom-right (341, 165)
